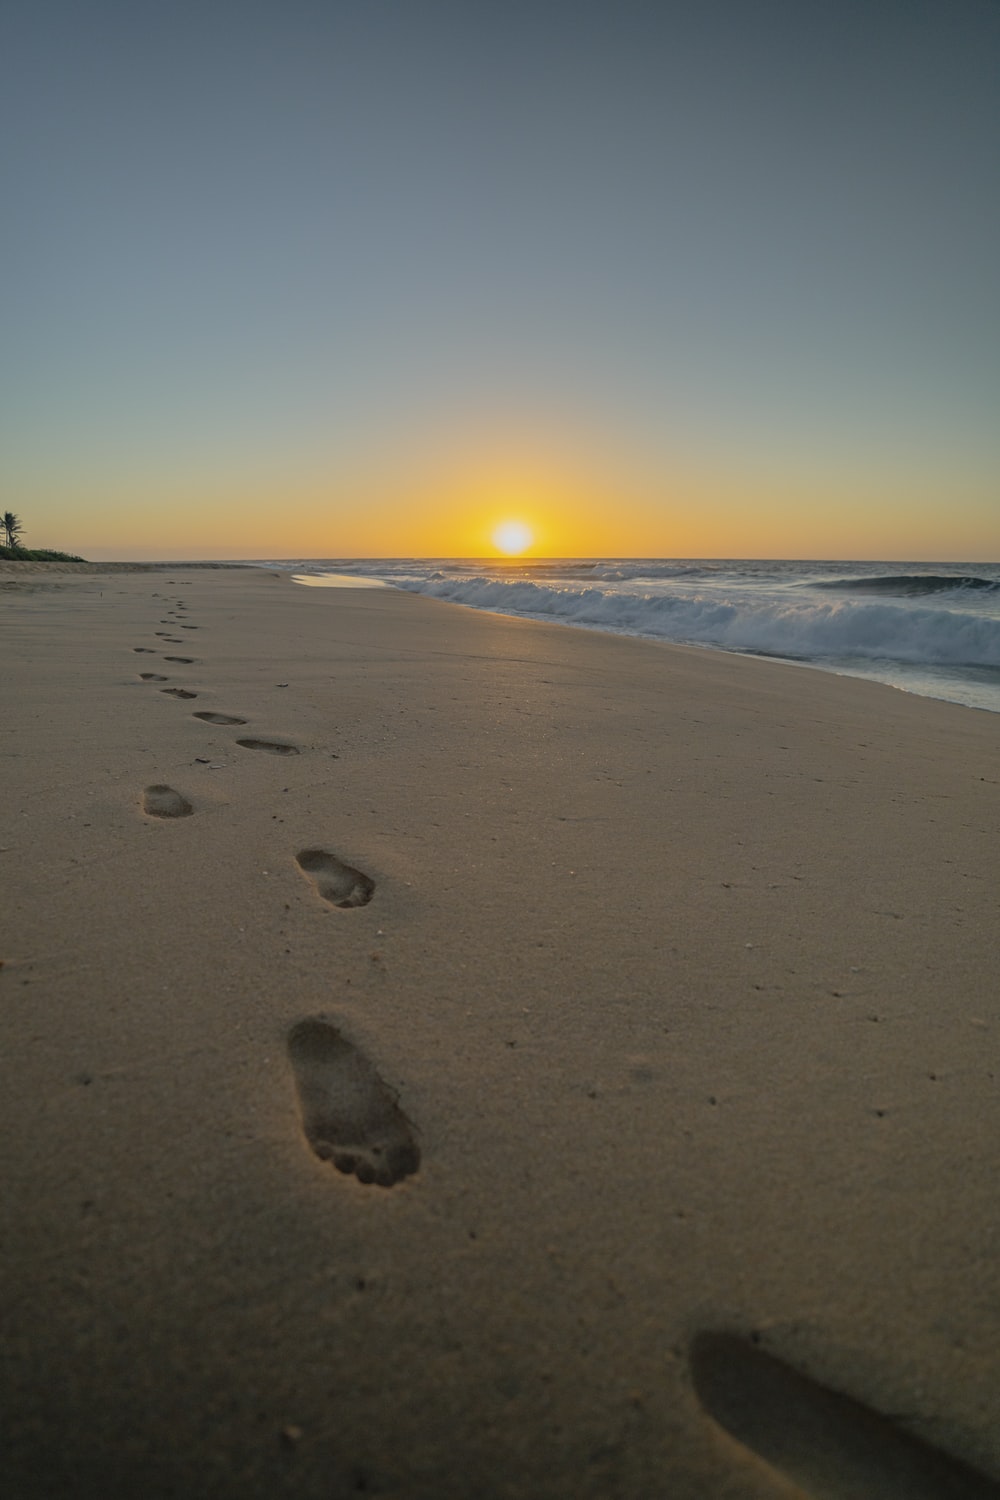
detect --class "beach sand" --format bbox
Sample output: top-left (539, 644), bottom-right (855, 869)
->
top-left (2, 563), bottom-right (998, 1498)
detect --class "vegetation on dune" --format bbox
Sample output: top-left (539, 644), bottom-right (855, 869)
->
top-left (2, 511), bottom-right (23, 549)
top-left (0, 512), bottom-right (86, 561)
top-left (0, 545), bottom-right (88, 561)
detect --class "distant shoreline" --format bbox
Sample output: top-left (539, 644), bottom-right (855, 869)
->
top-left (0, 558), bottom-right (255, 575)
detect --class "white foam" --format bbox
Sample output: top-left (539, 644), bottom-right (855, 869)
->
top-left (399, 576), bottom-right (1000, 668)
top-left (292, 573), bottom-right (388, 589)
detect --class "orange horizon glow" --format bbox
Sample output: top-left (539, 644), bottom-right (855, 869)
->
top-left (15, 444), bottom-right (1000, 563)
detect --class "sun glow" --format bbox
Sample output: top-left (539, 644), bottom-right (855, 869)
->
top-left (492, 520), bottom-right (533, 556)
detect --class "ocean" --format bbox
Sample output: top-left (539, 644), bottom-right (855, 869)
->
top-left (271, 558), bottom-right (1000, 715)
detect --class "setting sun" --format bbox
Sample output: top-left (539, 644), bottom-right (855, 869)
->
top-left (492, 520), bottom-right (533, 556)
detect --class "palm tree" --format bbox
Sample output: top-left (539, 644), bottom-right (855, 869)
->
top-left (3, 511), bottom-right (24, 549)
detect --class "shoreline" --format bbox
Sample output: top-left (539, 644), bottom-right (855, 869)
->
top-left (0, 559), bottom-right (254, 575)
top-left (8, 556), bottom-right (999, 716)
top-left (3, 565), bottom-right (999, 1497)
top-left (288, 558), bottom-right (1000, 719)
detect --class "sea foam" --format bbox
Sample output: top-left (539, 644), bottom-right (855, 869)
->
top-left (398, 575), bottom-right (1000, 668)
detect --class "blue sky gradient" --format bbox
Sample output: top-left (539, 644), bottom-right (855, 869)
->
top-left (3, 0), bottom-right (998, 558)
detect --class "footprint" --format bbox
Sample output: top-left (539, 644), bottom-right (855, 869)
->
top-left (296, 848), bottom-right (374, 907)
top-left (142, 785), bottom-right (193, 819)
top-left (164, 656), bottom-right (197, 664)
top-left (139, 673), bottom-right (169, 681)
top-left (180, 624), bottom-right (199, 630)
top-left (193, 711), bottom-right (247, 725)
top-left (133, 647), bottom-right (156, 654)
top-left (287, 1019), bottom-right (419, 1187)
top-left (162, 687), bottom-right (197, 699)
top-left (690, 1332), bottom-right (999, 1499)
top-left (236, 738), bottom-right (300, 756)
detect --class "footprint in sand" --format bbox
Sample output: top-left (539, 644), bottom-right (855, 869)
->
top-left (193, 711), bottom-right (247, 725)
top-left (236, 737), bottom-right (299, 756)
top-left (287, 1019), bottom-right (419, 1187)
top-left (164, 656), bottom-right (197, 664)
top-left (296, 848), bottom-right (375, 907)
top-left (162, 687), bottom-right (197, 699)
top-left (142, 785), bottom-right (193, 818)
top-left (690, 1332), bottom-right (999, 1499)
top-left (179, 624), bottom-right (199, 630)
top-left (133, 647), bottom-right (156, 654)
top-left (139, 673), bottom-right (169, 681)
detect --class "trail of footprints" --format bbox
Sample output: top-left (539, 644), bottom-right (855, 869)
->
top-left (135, 592), bottom-right (303, 794)
top-left (131, 586), bottom-right (998, 1494)
top-left (135, 592), bottom-right (403, 1182)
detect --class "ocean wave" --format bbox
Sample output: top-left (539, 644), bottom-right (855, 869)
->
top-left (399, 575), bottom-right (1000, 668)
top-left (813, 573), bottom-right (1000, 596)
top-left (586, 563), bottom-right (721, 582)
top-left (408, 559), bottom-right (719, 583)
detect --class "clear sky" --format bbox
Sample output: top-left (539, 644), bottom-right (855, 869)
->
top-left (2, 0), bottom-right (998, 560)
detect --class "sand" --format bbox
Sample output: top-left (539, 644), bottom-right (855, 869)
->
top-left (1, 562), bottom-right (998, 1499)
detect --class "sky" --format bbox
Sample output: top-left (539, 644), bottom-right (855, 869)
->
top-left (2, 0), bottom-right (998, 561)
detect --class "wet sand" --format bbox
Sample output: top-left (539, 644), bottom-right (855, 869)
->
top-left (2, 562), bottom-right (999, 1498)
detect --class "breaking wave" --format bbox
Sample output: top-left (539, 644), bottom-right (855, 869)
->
top-left (398, 575), bottom-right (1000, 668)
top-left (812, 573), bottom-right (1000, 597)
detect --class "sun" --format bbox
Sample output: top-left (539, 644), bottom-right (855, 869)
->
top-left (492, 520), bottom-right (533, 556)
